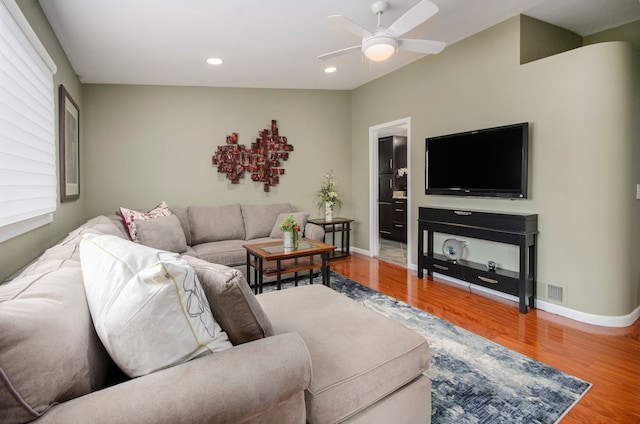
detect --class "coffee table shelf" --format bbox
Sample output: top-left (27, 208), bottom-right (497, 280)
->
top-left (248, 257), bottom-right (323, 276)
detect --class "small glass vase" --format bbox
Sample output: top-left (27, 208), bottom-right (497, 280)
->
top-left (325, 202), bottom-right (333, 221)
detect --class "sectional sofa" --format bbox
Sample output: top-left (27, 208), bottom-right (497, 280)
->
top-left (0, 203), bottom-right (431, 423)
top-left (114, 202), bottom-right (326, 278)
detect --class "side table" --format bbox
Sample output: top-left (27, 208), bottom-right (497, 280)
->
top-left (308, 217), bottom-right (354, 260)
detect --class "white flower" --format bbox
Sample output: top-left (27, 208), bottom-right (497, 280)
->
top-left (316, 170), bottom-right (343, 211)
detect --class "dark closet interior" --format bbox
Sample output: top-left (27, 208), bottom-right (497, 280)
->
top-left (378, 135), bottom-right (407, 243)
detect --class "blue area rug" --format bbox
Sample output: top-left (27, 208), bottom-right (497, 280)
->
top-left (263, 273), bottom-right (591, 424)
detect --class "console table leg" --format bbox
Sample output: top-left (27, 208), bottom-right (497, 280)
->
top-left (519, 298), bottom-right (528, 313)
top-left (426, 230), bottom-right (434, 277)
top-left (529, 238), bottom-right (537, 309)
top-left (417, 224), bottom-right (425, 278)
top-left (519, 244), bottom-right (528, 313)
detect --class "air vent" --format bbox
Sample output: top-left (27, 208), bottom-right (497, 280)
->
top-left (547, 284), bottom-right (564, 303)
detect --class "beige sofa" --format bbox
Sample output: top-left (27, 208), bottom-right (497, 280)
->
top-left (112, 203), bottom-right (325, 280)
top-left (0, 209), bottom-right (431, 423)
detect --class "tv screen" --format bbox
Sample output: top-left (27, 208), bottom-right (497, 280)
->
top-left (425, 122), bottom-right (529, 198)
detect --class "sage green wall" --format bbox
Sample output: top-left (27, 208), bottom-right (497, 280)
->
top-left (585, 19), bottom-right (640, 51)
top-left (520, 15), bottom-right (583, 64)
top-left (351, 16), bottom-right (639, 317)
top-left (0, 0), bottom-right (85, 281)
top-left (6, 5), bottom-right (639, 319)
top-left (83, 85), bottom-right (352, 219)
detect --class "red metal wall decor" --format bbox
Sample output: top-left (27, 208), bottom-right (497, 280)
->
top-left (211, 120), bottom-right (294, 192)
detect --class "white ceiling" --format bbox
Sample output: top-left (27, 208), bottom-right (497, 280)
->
top-left (39, 0), bottom-right (640, 90)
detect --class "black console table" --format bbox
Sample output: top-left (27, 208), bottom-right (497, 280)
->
top-left (417, 207), bottom-right (538, 313)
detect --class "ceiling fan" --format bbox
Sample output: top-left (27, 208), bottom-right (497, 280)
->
top-left (318, 0), bottom-right (445, 62)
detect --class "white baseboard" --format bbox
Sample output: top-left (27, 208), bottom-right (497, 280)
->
top-left (431, 272), bottom-right (640, 328)
top-left (350, 246), bottom-right (369, 256)
top-left (345, 250), bottom-right (640, 328)
top-left (535, 299), bottom-right (640, 328)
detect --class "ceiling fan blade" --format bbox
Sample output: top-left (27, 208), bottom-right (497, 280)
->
top-left (398, 39), bottom-right (446, 55)
top-left (387, 0), bottom-right (438, 38)
top-left (328, 15), bottom-right (372, 39)
top-left (317, 45), bottom-right (361, 60)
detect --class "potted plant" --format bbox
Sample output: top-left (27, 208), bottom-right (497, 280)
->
top-left (279, 214), bottom-right (301, 249)
top-left (316, 170), bottom-right (342, 221)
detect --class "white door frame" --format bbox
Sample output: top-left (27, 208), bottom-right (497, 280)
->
top-left (368, 117), bottom-right (411, 266)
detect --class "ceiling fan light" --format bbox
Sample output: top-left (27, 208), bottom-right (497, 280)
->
top-left (362, 36), bottom-right (397, 62)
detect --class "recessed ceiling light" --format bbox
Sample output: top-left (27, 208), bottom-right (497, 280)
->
top-left (207, 58), bottom-right (223, 65)
top-left (324, 67), bottom-right (337, 73)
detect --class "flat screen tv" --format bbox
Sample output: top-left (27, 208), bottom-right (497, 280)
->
top-left (425, 122), bottom-right (529, 199)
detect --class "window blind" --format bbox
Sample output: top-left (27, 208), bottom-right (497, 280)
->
top-left (0, 0), bottom-right (57, 242)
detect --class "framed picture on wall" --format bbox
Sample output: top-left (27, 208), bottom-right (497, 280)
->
top-left (59, 85), bottom-right (79, 202)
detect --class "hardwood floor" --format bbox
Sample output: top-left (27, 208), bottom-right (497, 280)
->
top-left (330, 253), bottom-right (640, 423)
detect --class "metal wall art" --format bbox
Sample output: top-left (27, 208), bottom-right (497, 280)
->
top-left (211, 120), bottom-right (294, 192)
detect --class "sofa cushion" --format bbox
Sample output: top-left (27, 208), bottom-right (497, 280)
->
top-left (191, 239), bottom-right (248, 267)
top-left (13, 243), bottom-right (80, 280)
top-left (62, 215), bottom-right (129, 245)
top-left (119, 201), bottom-right (173, 242)
top-left (304, 222), bottom-right (325, 241)
top-left (79, 234), bottom-right (232, 378)
top-left (240, 203), bottom-right (292, 240)
top-left (257, 284), bottom-right (430, 424)
top-left (183, 256), bottom-right (274, 345)
top-left (171, 207), bottom-right (192, 246)
top-left (269, 212), bottom-right (310, 239)
top-left (107, 214), bottom-right (131, 238)
top-left (189, 204), bottom-right (245, 244)
top-left (0, 263), bottom-right (110, 424)
top-left (9, 216), bottom-right (126, 281)
top-left (135, 214), bottom-right (188, 253)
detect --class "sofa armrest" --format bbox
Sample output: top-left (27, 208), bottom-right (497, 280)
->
top-left (304, 223), bottom-right (325, 241)
top-left (36, 333), bottom-right (311, 424)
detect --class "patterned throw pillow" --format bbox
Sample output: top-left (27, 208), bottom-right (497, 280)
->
top-left (119, 201), bottom-right (172, 242)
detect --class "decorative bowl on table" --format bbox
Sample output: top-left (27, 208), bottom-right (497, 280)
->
top-left (442, 239), bottom-right (467, 262)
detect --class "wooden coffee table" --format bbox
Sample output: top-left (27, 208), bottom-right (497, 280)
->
top-left (244, 238), bottom-right (336, 294)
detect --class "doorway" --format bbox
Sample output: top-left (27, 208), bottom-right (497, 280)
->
top-left (369, 118), bottom-right (411, 267)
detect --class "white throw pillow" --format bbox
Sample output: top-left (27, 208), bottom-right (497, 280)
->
top-left (79, 234), bottom-right (232, 377)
